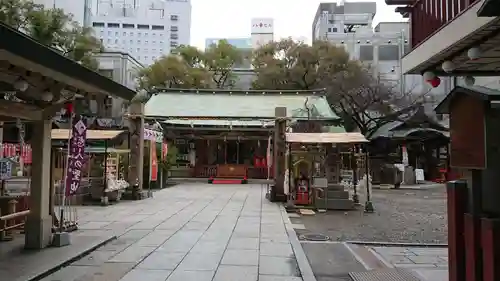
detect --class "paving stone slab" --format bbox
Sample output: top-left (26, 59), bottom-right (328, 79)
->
top-left (221, 249), bottom-right (259, 266)
top-left (72, 250), bottom-right (118, 266)
top-left (118, 268), bottom-right (172, 281)
top-left (108, 246), bottom-right (156, 263)
top-left (166, 270), bottom-right (215, 281)
top-left (259, 276), bottom-right (304, 281)
top-left (177, 252), bottom-right (222, 271)
top-left (213, 265), bottom-right (258, 281)
top-left (227, 237), bottom-right (259, 250)
top-left (259, 256), bottom-right (301, 276)
top-left (260, 242), bottom-right (294, 257)
top-left (190, 241), bottom-right (228, 254)
top-left (137, 252), bottom-right (186, 270)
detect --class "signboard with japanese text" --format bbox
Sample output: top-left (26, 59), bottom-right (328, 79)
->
top-left (162, 142), bottom-right (168, 160)
top-left (150, 141), bottom-right (158, 182)
top-left (251, 18), bottom-right (274, 34)
top-left (0, 159), bottom-right (12, 180)
top-left (65, 116), bottom-right (87, 196)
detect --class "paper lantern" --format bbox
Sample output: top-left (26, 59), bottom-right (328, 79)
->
top-left (65, 103), bottom-right (73, 114)
top-left (467, 47), bottom-right (480, 60)
top-left (441, 61), bottom-right (455, 73)
top-left (422, 71), bottom-right (436, 82)
top-left (429, 77), bottom-right (441, 88)
top-left (464, 76), bottom-right (475, 86)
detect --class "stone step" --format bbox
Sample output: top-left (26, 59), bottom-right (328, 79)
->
top-left (327, 183), bottom-right (345, 191)
top-left (315, 198), bottom-right (354, 210)
top-left (326, 190), bottom-right (350, 199)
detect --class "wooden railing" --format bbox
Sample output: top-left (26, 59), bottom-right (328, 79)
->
top-left (409, 0), bottom-right (480, 48)
top-left (247, 167), bottom-right (271, 179)
top-left (195, 165), bottom-right (218, 178)
top-left (0, 197), bottom-right (29, 241)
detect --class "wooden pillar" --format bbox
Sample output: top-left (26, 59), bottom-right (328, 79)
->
top-left (464, 170), bottom-right (483, 281)
top-left (447, 180), bottom-right (468, 281)
top-left (127, 103), bottom-right (145, 198)
top-left (272, 107), bottom-right (287, 202)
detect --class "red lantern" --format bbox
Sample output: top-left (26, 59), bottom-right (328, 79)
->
top-left (429, 77), bottom-right (441, 88)
top-left (65, 103), bottom-right (73, 114)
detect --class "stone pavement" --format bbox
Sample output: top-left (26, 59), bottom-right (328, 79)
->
top-left (42, 183), bottom-right (306, 281)
top-left (369, 246), bottom-right (448, 281)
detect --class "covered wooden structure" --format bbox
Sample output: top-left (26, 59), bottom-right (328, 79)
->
top-left (283, 132), bottom-right (372, 211)
top-left (0, 22), bottom-right (135, 249)
top-left (145, 88), bottom-right (340, 180)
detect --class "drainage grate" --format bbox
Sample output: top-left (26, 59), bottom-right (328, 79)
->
top-left (299, 233), bottom-right (330, 241)
top-left (349, 269), bottom-right (421, 281)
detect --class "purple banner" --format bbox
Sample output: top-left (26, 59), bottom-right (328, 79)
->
top-left (65, 116), bottom-right (87, 197)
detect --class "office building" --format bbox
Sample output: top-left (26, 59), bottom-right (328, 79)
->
top-left (251, 18), bottom-right (274, 49)
top-left (311, 1), bottom-right (450, 103)
top-left (205, 38), bottom-right (252, 50)
top-left (35, 0), bottom-right (192, 66)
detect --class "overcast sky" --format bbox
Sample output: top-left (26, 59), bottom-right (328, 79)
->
top-left (189, 0), bottom-right (405, 48)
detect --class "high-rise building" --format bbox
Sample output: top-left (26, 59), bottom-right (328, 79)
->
top-left (311, 1), bottom-right (451, 102)
top-left (205, 38), bottom-right (252, 50)
top-left (34, 0), bottom-right (192, 66)
top-left (251, 18), bottom-right (274, 49)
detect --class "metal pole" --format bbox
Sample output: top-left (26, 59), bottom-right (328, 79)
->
top-left (399, 30), bottom-right (405, 96)
top-left (352, 145), bottom-right (359, 204)
top-left (60, 112), bottom-right (74, 232)
top-left (364, 148), bottom-right (374, 213)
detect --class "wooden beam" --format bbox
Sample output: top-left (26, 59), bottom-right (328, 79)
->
top-left (0, 99), bottom-right (42, 120)
top-left (385, 0), bottom-right (413, 5)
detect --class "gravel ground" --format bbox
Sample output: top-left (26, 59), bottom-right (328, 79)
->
top-left (293, 186), bottom-right (448, 244)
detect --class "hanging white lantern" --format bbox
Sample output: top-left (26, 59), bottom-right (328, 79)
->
top-left (422, 71), bottom-right (436, 82)
top-left (441, 61), bottom-right (455, 73)
top-left (464, 76), bottom-right (475, 86)
top-left (467, 47), bottom-right (480, 60)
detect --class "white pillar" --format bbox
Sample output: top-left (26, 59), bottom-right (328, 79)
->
top-left (25, 119), bottom-right (52, 249)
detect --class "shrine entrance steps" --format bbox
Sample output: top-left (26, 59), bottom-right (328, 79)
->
top-left (208, 178), bottom-right (247, 184)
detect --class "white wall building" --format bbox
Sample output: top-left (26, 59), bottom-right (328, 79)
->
top-left (35, 0), bottom-right (192, 66)
top-left (312, 1), bottom-right (450, 106)
top-left (251, 18), bottom-right (274, 49)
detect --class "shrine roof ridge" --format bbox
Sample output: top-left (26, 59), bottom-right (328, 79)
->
top-left (150, 88), bottom-right (327, 96)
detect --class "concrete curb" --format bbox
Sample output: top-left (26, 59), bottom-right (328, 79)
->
top-left (280, 206), bottom-right (317, 281)
top-left (346, 241), bottom-right (448, 248)
top-left (27, 235), bottom-right (117, 281)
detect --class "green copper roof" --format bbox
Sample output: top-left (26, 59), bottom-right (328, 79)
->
top-left (145, 90), bottom-right (339, 120)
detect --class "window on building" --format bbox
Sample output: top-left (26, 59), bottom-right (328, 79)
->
top-left (152, 40), bottom-right (156, 44)
top-left (137, 24), bottom-right (149, 29)
top-left (378, 45), bottom-right (400, 61)
top-left (115, 31), bottom-right (118, 36)
top-left (170, 26), bottom-right (178, 32)
top-left (107, 23), bottom-right (120, 28)
top-left (145, 40), bottom-right (148, 44)
top-left (93, 22), bottom-right (105, 27)
top-left (115, 39), bottom-right (118, 44)
top-left (332, 27), bottom-right (337, 32)
top-left (107, 39), bottom-right (111, 43)
top-left (159, 33), bottom-right (163, 37)
top-left (145, 56), bottom-right (148, 60)
top-left (359, 45), bottom-right (374, 61)
top-left (152, 25), bottom-right (164, 30)
top-left (123, 32), bottom-right (126, 36)
top-left (137, 48), bottom-right (140, 51)
top-left (130, 39), bottom-right (133, 43)
top-left (170, 34), bottom-right (178, 39)
top-left (152, 56), bottom-right (157, 60)
top-left (137, 40), bottom-right (141, 44)
top-left (328, 28), bottom-right (331, 32)
top-left (170, 41), bottom-right (178, 47)
top-left (171, 15), bottom-right (178, 21)
top-left (123, 23), bottom-right (134, 28)
top-left (144, 32), bottom-right (149, 37)
top-left (138, 32), bottom-right (141, 37)
top-left (108, 31), bottom-right (111, 35)
top-left (160, 40), bottom-right (163, 44)
top-left (328, 20), bottom-right (334, 24)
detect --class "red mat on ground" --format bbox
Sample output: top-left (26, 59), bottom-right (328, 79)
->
top-left (211, 179), bottom-right (245, 184)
